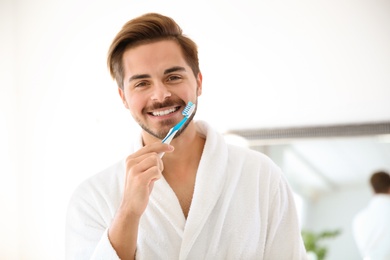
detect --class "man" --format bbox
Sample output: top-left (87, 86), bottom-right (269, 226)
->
top-left (66, 12), bottom-right (307, 259)
top-left (352, 171), bottom-right (390, 259)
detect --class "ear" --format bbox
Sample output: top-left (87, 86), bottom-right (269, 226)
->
top-left (196, 72), bottom-right (203, 96)
top-left (118, 87), bottom-right (129, 109)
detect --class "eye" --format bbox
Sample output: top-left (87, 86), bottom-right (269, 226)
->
top-left (166, 75), bottom-right (182, 82)
top-left (134, 81), bottom-right (150, 88)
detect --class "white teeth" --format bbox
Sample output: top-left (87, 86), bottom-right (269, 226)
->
top-left (152, 107), bottom-right (177, 116)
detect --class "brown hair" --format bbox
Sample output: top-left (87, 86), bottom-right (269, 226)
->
top-left (370, 171), bottom-right (390, 193)
top-left (107, 13), bottom-right (200, 89)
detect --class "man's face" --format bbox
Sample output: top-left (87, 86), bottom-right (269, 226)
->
top-left (118, 40), bottom-right (202, 140)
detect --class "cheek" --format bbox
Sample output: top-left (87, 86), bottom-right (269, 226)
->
top-left (127, 94), bottom-right (144, 114)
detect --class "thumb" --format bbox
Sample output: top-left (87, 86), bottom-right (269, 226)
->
top-left (159, 144), bottom-right (174, 158)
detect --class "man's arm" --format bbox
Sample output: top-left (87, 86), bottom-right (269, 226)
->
top-left (65, 143), bottom-right (173, 260)
top-left (264, 174), bottom-right (308, 260)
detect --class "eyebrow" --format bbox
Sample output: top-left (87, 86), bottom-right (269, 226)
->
top-left (164, 66), bottom-right (186, 74)
top-left (128, 66), bottom-right (187, 82)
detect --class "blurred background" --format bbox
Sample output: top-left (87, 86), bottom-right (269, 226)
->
top-left (1, 0), bottom-right (390, 259)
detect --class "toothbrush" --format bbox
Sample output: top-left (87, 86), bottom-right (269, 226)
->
top-left (160, 101), bottom-right (196, 157)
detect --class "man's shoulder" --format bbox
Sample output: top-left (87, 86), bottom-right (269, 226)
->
top-left (66, 158), bottom-right (126, 226)
top-left (227, 143), bottom-right (276, 165)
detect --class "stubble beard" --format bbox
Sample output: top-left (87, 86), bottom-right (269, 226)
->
top-left (137, 111), bottom-right (196, 140)
top-left (135, 100), bottom-right (197, 140)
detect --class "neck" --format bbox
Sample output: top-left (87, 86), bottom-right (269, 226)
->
top-left (141, 121), bottom-right (205, 164)
top-left (161, 122), bottom-right (205, 175)
top-left (165, 122), bottom-right (204, 160)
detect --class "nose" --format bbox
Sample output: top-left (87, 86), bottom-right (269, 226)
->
top-left (151, 83), bottom-right (171, 101)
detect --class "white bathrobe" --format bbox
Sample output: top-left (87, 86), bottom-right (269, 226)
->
top-left (66, 121), bottom-right (307, 260)
top-left (352, 194), bottom-right (390, 259)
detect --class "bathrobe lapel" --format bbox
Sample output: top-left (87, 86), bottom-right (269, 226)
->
top-left (179, 122), bottom-right (229, 259)
top-left (149, 177), bottom-right (186, 237)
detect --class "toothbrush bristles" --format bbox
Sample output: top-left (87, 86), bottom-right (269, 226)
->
top-left (182, 102), bottom-right (195, 117)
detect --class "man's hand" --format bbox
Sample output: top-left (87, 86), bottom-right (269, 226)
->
top-left (120, 142), bottom-right (174, 216)
top-left (108, 142), bottom-right (174, 260)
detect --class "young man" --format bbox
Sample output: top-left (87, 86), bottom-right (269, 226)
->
top-left (66, 13), bottom-right (307, 259)
top-left (352, 171), bottom-right (390, 259)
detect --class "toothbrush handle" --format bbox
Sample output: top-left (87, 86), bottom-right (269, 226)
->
top-left (160, 129), bottom-right (178, 158)
top-left (162, 130), bottom-right (177, 145)
top-left (160, 116), bottom-right (189, 158)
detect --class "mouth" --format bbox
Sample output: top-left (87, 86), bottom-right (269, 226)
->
top-left (149, 106), bottom-right (180, 117)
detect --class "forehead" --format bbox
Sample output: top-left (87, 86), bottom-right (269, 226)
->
top-left (122, 40), bottom-right (187, 73)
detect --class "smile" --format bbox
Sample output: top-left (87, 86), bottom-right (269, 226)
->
top-left (151, 106), bottom-right (179, 116)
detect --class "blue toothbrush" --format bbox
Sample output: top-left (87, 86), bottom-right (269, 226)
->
top-left (160, 101), bottom-right (196, 157)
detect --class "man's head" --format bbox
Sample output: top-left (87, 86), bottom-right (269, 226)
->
top-left (370, 171), bottom-right (390, 194)
top-left (107, 13), bottom-right (202, 141)
top-left (107, 13), bottom-right (200, 90)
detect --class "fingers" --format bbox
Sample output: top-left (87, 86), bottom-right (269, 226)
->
top-left (130, 156), bottom-right (163, 183)
top-left (119, 142), bottom-right (174, 217)
top-left (127, 142), bottom-right (173, 174)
